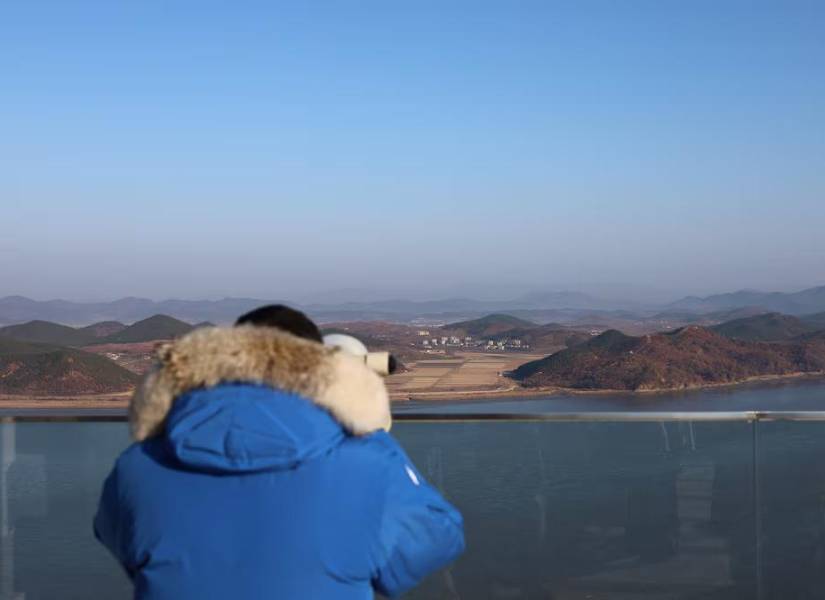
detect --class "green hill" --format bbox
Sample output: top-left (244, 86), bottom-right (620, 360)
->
top-left (443, 314), bottom-right (537, 337)
top-left (712, 312), bottom-right (819, 341)
top-left (0, 336), bottom-right (139, 395)
top-left (102, 314), bottom-right (194, 343)
top-left (0, 320), bottom-right (96, 346)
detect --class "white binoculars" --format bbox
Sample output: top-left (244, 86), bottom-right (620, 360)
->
top-left (322, 334), bottom-right (398, 376)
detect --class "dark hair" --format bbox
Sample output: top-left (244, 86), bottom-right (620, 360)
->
top-left (235, 304), bottom-right (323, 343)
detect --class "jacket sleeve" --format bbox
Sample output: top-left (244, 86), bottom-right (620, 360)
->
top-left (93, 462), bottom-right (137, 579)
top-left (370, 433), bottom-right (465, 598)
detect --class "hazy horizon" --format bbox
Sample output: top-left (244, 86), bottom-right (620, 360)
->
top-left (3, 2), bottom-right (823, 302)
top-left (4, 280), bottom-right (825, 308)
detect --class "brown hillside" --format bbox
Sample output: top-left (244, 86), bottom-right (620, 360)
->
top-left (513, 326), bottom-right (825, 391)
top-left (0, 337), bottom-right (138, 395)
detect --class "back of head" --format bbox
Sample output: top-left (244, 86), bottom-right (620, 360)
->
top-left (158, 305), bottom-right (340, 473)
top-left (235, 304), bottom-right (322, 343)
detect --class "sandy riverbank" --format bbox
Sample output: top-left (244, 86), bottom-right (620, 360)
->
top-left (3, 365), bottom-right (824, 410)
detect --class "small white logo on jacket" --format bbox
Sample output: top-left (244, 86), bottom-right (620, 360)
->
top-left (405, 465), bottom-right (420, 486)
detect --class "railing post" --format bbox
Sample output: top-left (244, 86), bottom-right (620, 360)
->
top-left (1, 422), bottom-right (17, 600)
top-left (752, 417), bottom-right (763, 600)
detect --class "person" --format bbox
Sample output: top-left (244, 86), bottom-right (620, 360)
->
top-left (94, 305), bottom-right (465, 599)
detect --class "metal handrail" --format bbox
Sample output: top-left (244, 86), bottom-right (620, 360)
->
top-left (5, 410), bottom-right (825, 422)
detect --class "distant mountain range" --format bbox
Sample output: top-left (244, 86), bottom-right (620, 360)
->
top-left (668, 285), bottom-right (825, 315)
top-left (0, 315), bottom-right (199, 347)
top-left (3, 285), bottom-right (825, 327)
top-left (0, 291), bottom-right (627, 327)
top-left (0, 296), bottom-right (270, 326)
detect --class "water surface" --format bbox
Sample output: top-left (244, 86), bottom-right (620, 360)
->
top-left (4, 380), bottom-right (825, 598)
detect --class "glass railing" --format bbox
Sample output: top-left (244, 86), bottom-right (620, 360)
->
top-left (3, 412), bottom-right (825, 599)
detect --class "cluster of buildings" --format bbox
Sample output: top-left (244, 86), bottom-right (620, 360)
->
top-left (417, 330), bottom-right (530, 352)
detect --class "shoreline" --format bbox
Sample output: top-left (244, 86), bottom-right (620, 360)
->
top-left (5, 371), bottom-right (824, 410)
top-left (0, 392), bottom-right (132, 410)
top-left (388, 370), bottom-right (825, 402)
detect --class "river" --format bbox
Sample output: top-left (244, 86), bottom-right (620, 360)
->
top-left (4, 380), bottom-right (825, 598)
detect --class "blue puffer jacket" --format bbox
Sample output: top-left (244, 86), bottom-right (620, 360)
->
top-left (94, 326), bottom-right (464, 600)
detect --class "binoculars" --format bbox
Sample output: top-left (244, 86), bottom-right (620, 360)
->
top-left (322, 334), bottom-right (399, 376)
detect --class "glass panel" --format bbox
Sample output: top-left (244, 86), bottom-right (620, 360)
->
top-left (756, 420), bottom-right (825, 600)
top-left (1, 419), bottom-right (758, 599)
top-left (1, 421), bottom-right (131, 599)
top-left (394, 421), bottom-right (756, 599)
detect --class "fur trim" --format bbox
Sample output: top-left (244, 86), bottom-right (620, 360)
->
top-left (129, 326), bottom-right (391, 441)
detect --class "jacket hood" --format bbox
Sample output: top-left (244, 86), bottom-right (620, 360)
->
top-left (164, 383), bottom-right (346, 473)
top-left (129, 325), bottom-right (391, 442)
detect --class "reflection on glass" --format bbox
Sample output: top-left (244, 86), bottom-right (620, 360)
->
top-left (2, 422), bottom-right (131, 599)
top-left (394, 421), bottom-right (756, 599)
top-left (2, 421), bottom-right (22, 599)
top-left (757, 421), bottom-right (825, 600)
top-left (7, 417), bottom-right (825, 599)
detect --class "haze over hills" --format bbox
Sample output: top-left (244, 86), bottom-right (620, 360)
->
top-left (3, 284), bottom-right (825, 327)
top-left (653, 306), bottom-right (770, 325)
top-left (0, 291), bottom-right (619, 326)
top-left (513, 327), bottom-right (825, 391)
top-left (711, 313), bottom-right (821, 342)
top-left (668, 285), bottom-right (825, 315)
top-left (0, 296), bottom-right (270, 326)
top-left (0, 337), bottom-right (139, 395)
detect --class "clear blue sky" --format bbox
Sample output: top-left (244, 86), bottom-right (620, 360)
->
top-left (1, 1), bottom-right (823, 302)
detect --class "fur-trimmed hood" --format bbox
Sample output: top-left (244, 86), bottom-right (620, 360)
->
top-left (130, 325), bottom-right (391, 441)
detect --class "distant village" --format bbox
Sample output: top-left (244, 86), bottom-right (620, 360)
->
top-left (415, 330), bottom-right (530, 353)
